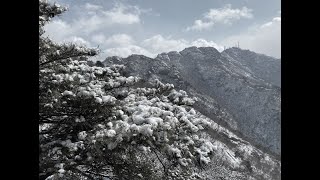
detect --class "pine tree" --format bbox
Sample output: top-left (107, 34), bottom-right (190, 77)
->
top-left (39, 1), bottom-right (215, 179)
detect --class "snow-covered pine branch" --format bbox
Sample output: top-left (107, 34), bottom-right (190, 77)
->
top-left (39, 1), bottom-right (215, 179)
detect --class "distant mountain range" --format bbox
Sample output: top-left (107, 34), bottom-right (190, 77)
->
top-left (100, 46), bottom-right (281, 179)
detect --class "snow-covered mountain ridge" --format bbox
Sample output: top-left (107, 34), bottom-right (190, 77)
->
top-left (101, 46), bottom-right (281, 179)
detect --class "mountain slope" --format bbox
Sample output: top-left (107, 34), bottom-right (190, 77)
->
top-left (102, 47), bottom-right (281, 179)
top-left (104, 47), bottom-right (280, 155)
top-left (222, 47), bottom-right (281, 87)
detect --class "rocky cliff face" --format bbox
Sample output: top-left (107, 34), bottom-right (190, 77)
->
top-left (102, 46), bottom-right (281, 179)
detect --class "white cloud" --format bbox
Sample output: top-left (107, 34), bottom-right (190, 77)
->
top-left (84, 3), bottom-right (102, 11)
top-left (100, 34), bottom-right (224, 58)
top-left (105, 45), bottom-right (153, 58)
top-left (221, 16), bottom-right (281, 58)
top-left (44, 2), bottom-right (225, 59)
top-left (186, 20), bottom-right (215, 31)
top-left (44, 19), bottom-right (73, 42)
top-left (141, 35), bottom-right (223, 55)
top-left (44, 2), bottom-right (145, 44)
top-left (102, 3), bottom-right (140, 25)
top-left (186, 4), bottom-right (253, 31)
top-left (105, 34), bottom-right (135, 46)
top-left (43, 19), bottom-right (91, 46)
top-left (205, 4), bottom-right (253, 24)
top-left (43, 1), bottom-right (279, 61)
top-left (190, 39), bottom-right (224, 52)
top-left (260, 17), bottom-right (280, 28)
top-left (273, 17), bottom-right (281, 22)
top-left (91, 34), bottom-right (107, 44)
top-left (76, 3), bottom-right (142, 33)
top-left (93, 34), bottom-right (152, 58)
top-left (43, 2), bottom-right (150, 60)
top-left (92, 33), bottom-right (135, 46)
top-left (142, 35), bottom-right (189, 54)
top-left (64, 36), bottom-right (92, 47)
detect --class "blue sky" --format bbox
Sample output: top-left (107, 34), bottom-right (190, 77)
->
top-left (45, 0), bottom-right (281, 59)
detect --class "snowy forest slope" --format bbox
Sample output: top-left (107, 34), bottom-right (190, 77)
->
top-left (103, 47), bottom-right (281, 156)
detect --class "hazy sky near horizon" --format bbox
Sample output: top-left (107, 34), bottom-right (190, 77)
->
top-left (45, 0), bottom-right (281, 59)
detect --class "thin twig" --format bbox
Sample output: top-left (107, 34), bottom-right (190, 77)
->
top-left (153, 148), bottom-right (167, 174)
